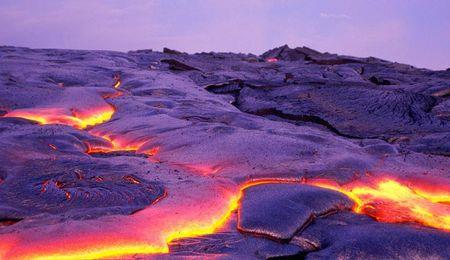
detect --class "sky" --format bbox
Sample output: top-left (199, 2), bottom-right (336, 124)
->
top-left (1, 0), bottom-right (449, 70)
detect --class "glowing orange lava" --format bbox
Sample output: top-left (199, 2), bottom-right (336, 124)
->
top-left (0, 177), bottom-right (449, 260)
top-left (3, 106), bottom-right (114, 129)
top-left (2, 185), bottom-right (240, 260)
top-left (307, 178), bottom-right (450, 231)
top-left (113, 76), bottom-right (121, 89)
top-left (85, 132), bottom-right (160, 157)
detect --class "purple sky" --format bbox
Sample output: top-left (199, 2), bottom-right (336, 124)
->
top-left (1, 0), bottom-right (449, 69)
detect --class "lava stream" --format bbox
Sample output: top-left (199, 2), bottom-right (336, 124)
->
top-left (307, 178), bottom-right (450, 231)
top-left (2, 176), bottom-right (448, 260)
top-left (0, 185), bottom-right (240, 260)
top-left (3, 106), bottom-right (114, 129)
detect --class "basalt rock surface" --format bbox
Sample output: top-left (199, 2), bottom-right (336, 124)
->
top-left (293, 212), bottom-right (450, 259)
top-left (0, 45), bottom-right (449, 259)
top-left (238, 184), bottom-right (354, 241)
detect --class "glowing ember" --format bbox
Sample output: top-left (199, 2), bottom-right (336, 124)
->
top-left (3, 106), bottom-right (114, 129)
top-left (266, 57), bottom-right (278, 63)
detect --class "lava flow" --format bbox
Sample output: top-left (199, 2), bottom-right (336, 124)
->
top-left (239, 177), bottom-right (450, 232)
top-left (0, 184), bottom-right (241, 260)
top-left (3, 106), bottom-right (114, 129)
top-left (85, 131), bottom-right (160, 157)
top-left (307, 177), bottom-right (450, 231)
top-left (1, 176), bottom-right (449, 260)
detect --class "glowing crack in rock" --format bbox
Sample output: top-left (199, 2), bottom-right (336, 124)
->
top-left (85, 131), bottom-right (160, 157)
top-left (113, 81), bottom-right (121, 89)
top-left (177, 164), bottom-right (223, 175)
top-left (113, 75), bottom-right (121, 89)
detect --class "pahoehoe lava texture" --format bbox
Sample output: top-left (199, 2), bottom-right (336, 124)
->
top-left (169, 215), bottom-right (304, 259)
top-left (293, 212), bottom-right (450, 259)
top-left (236, 85), bottom-right (447, 139)
top-left (0, 159), bottom-right (164, 220)
top-left (238, 184), bottom-right (353, 241)
top-left (0, 44), bottom-right (449, 259)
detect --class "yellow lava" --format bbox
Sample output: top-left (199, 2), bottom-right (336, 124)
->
top-left (4, 107), bottom-right (114, 129)
top-left (113, 81), bottom-right (121, 89)
top-left (309, 178), bottom-right (450, 231)
top-left (1, 177), bottom-right (448, 260)
top-left (11, 194), bottom-right (240, 260)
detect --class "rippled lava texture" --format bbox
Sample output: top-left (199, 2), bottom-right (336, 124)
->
top-left (0, 45), bottom-right (449, 259)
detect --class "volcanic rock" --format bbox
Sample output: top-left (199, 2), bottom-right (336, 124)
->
top-left (293, 212), bottom-right (450, 259)
top-left (238, 184), bottom-right (353, 241)
top-left (0, 45), bottom-right (448, 259)
top-left (160, 58), bottom-right (200, 71)
top-left (163, 47), bottom-right (185, 55)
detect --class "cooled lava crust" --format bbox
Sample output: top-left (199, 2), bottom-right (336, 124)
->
top-left (0, 45), bottom-right (449, 259)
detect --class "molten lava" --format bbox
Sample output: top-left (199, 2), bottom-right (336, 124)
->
top-left (3, 106), bottom-right (114, 129)
top-left (1, 176), bottom-right (449, 260)
top-left (1, 186), bottom-right (240, 260)
top-left (307, 178), bottom-right (450, 231)
top-left (113, 81), bottom-right (121, 89)
top-left (113, 75), bottom-right (121, 89)
top-left (85, 132), bottom-right (160, 157)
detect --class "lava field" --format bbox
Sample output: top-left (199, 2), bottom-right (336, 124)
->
top-left (0, 45), bottom-right (449, 259)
